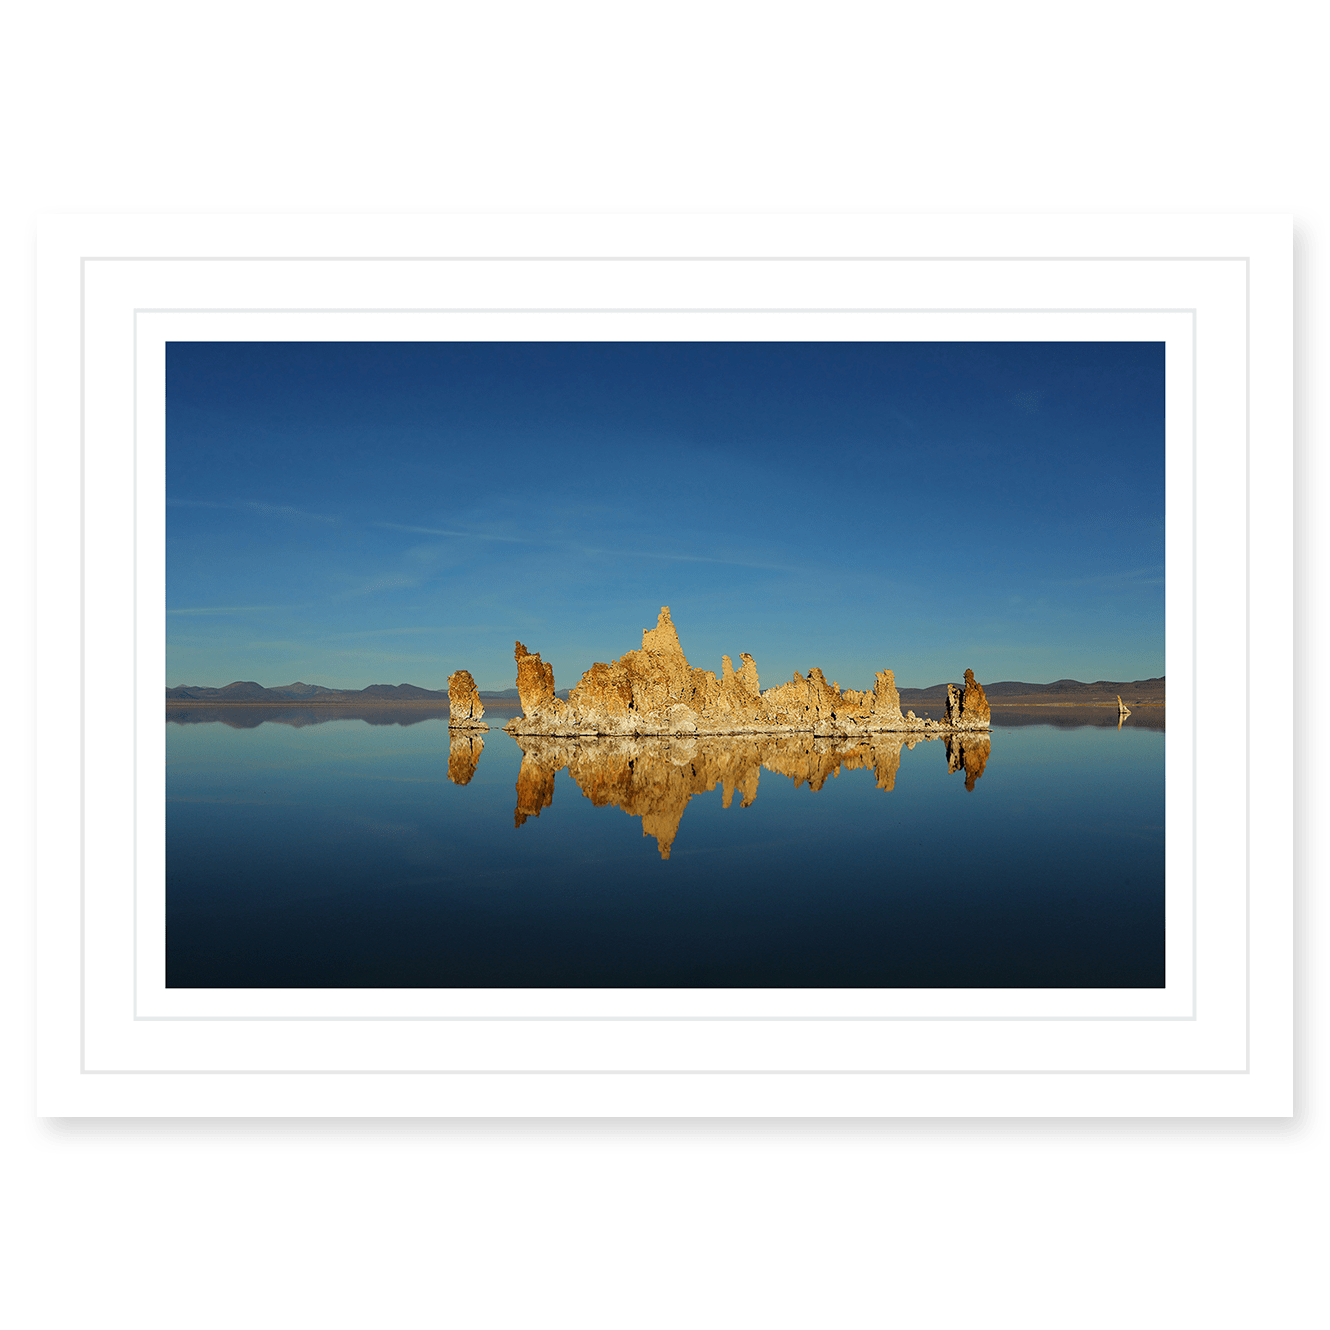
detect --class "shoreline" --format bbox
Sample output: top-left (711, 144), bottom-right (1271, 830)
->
top-left (164, 698), bottom-right (1163, 710)
top-left (985, 700), bottom-right (1164, 709)
top-left (167, 698), bottom-right (469, 708)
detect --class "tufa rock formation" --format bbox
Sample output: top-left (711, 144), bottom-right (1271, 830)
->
top-left (513, 642), bottom-right (561, 716)
top-left (447, 669), bottom-right (488, 729)
top-left (945, 669), bottom-right (991, 729)
top-left (506, 607), bottom-right (991, 739)
top-left (1117, 694), bottom-right (1131, 717)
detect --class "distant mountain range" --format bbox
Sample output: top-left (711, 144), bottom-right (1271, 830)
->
top-left (898, 677), bottom-right (1165, 704)
top-left (167, 677), bottom-right (1162, 705)
top-left (165, 681), bottom-right (527, 703)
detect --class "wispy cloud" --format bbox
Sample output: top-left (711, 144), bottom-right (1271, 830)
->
top-left (327, 648), bottom-right (447, 665)
top-left (167, 605), bottom-right (295, 616)
top-left (1050, 565), bottom-right (1164, 589)
top-left (245, 501), bottom-right (337, 523)
top-left (333, 572), bottom-right (425, 599)
top-left (377, 522), bottom-right (529, 543)
top-left (324, 625), bottom-right (449, 639)
top-left (375, 518), bottom-right (787, 571)
top-left (577, 545), bottom-right (796, 572)
top-left (377, 521), bottom-right (792, 573)
top-left (169, 498), bottom-right (337, 524)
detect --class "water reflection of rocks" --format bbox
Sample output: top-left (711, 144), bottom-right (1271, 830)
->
top-left (512, 731), bottom-right (991, 860)
top-left (447, 734), bottom-right (485, 786)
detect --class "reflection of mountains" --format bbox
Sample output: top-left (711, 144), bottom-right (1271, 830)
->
top-left (513, 731), bottom-right (991, 859)
top-left (166, 705), bottom-right (450, 729)
top-left (990, 708), bottom-right (1165, 732)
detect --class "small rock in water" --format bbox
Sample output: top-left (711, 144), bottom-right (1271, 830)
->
top-left (447, 669), bottom-right (488, 729)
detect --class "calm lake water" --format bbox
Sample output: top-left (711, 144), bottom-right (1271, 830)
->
top-left (166, 705), bottom-right (1165, 988)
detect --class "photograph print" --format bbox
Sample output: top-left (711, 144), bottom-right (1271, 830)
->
top-left (165, 339), bottom-right (1165, 990)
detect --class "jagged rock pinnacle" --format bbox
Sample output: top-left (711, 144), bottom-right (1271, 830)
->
top-left (447, 669), bottom-right (487, 729)
top-left (504, 610), bottom-right (992, 739)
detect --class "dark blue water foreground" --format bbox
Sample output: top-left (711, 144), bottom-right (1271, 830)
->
top-left (166, 706), bottom-right (1165, 988)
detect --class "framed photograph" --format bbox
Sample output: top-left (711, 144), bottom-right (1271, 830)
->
top-left (36, 213), bottom-right (1292, 1116)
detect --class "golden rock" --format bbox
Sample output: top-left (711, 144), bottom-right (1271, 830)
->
top-left (447, 669), bottom-right (488, 729)
top-left (505, 607), bottom-right (991, 739)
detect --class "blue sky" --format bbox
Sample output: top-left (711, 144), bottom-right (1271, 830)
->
top-left (166, 341), bottom-right (1164, 691)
